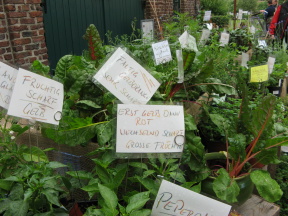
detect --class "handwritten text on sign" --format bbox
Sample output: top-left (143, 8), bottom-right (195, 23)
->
top-left (94, 48), bottom-right (160, 104)
top-left (250, 65), bottom-right (269, 83)
top-left (0, 62), bottom-right (17, 109)
top-left (152, 40), bottom-right (172, 65)
top-left (7, 68), bottom-right (64, 125)
top-left (116, 104), bottom-right (185, 153)
top-left (151, 180), bottom-right (231, 216)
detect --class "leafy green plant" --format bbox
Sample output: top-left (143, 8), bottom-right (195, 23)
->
top-left (200, 0), bottom-right (230, 15)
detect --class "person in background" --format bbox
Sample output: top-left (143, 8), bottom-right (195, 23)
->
top-left (273, 0), bottom-right (278, 7)
top-left (269, 0), bottom-right (288, 42)
top-left (260, 0), bottom-right (277, 30)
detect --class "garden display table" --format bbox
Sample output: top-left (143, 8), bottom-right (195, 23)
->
top-left (234, 195), bottom-right (280, 216)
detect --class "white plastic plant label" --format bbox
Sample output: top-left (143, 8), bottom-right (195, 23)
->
top-left (203, 11), bottom-right (211, 21)
top-left (241, 52), bottom-right (249, 68)
top-left (152, 40), bottom-right (173, 65)
top-left (141, 19), bottom-right (154, 41)
top-left (151, 180), bottom-right (232, 216)
top-left (200, 29), bottom-right (211, 45)
top-left (267, 57), bottom-right (276, 74)
top-left (258, 39), bottom-right (267, 48)
top-left (178, 31), bottom-right (198, 52)
top-left (176, 50), bottom-right (184, 83)
top-left (7, 68), bottom-right (64, 125)
top-left (116, 104), bottom-right (185, 153)
top-left (0, 62), bottom-right (18, 109)
top-left (93, 47), bottom-right (160, 104)
top-left (219, 33), bottom-right (230, 46)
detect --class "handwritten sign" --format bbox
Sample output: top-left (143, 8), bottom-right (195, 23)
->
top-left (152, 40), bottom-right (172, 65)
top-left (219, 33), bottom-right (230, 46)
top-left (151, 180), bottom-right (231, 216)
top-left (250, 65), bottom-right (269, 83)
top-left (116, 104), bottom-right (185, 153)
top-left (7, 68), bottom-right (64, 125)
top-left (93, 47), bottom-right (160, 104)
top-left (267, 56), bottom-right (276, 74)
top-left (0, 62), bottom-right (18, 109)
top-left (203, 11), bottom-right (211, 21)
top-left (141, 19), bottom-right (154, 41)
top-left (178, 31), bottom-right (198, 52)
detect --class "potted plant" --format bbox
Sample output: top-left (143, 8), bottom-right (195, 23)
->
top-left (194, 88), bottom-right (288, 205)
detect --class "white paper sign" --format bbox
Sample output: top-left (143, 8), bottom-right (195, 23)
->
top-left (116, 104), bottom-right (185, 153)
top-left (258, 39), bottom-right (267, 47)
top-left (241, 52), bottom-right (249, 68)
top-left (238, 9), bottom-right (243, 20)
top-left (151, 180), bottom-right (232, 216)
top-left (200, 29), bottom-right (211, 45)
top-left (267, 57), bottom-right (276, 74)
top-left (203, 11), bottom-right (211, 21)
top-left (220, 33), bottom-right (230, 46)
top-left (93, 47), bottom-right (160, 104)
top-left (0, 62), bottom-right (18, 109)
top-left (141, 19), bottom-right (154, 41)
top-left (176, 50), bottom-right (184, 83)
top-left (250, 25), bottom-right (256, 34)
top-left (7, 68), bottom-right (64, 125)
top-left (178, 31), bottom-right (198, 52)
top-left (152, 40), bottom-right (173, 65)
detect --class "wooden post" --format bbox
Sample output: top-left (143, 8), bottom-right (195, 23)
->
top-left (233, 0), bottom-right (237, 30)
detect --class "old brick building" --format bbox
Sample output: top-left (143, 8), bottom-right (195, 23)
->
top-left (0, 0), bottom-right (200, 69)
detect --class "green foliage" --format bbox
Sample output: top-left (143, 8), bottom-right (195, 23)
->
top-left (211, 15), bottom-right (230, 27)
top-left (200, 0), bottom-right (230, 15)
top-left (237, 0), bottom-right (258, 13)
top-left (30, 60), bottom-right (50, 78)
top-left (276, 154), bottom-right (288, 215)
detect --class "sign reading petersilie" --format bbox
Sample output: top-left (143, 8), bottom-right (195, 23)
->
top-left (151, 180), bottom-right (232, 216)
top-left (0, 62), bottom-right (17, 109)
top-left (93, 47), bottom-right (160, 104)
top-left (116, 104), bottom-right (185, 153)
top-left (7, 68), bottom-right (64, 125)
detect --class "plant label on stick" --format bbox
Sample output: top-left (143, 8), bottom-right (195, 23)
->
top-left (238, 9), bottom-right (243, 20)
top-left (7, 68), bottom-right (64, 125)
top-left (219, 33), bottom-right (230, 46)
top-left (250, 65), bottom-right (269, 83)
top-left (176, 50), bottom-right (184, 83)
top-left (152, 40), bottom-right (172, 65)
top-left (203, 11), bottom-right (211, 21)
top-left (250, 25), bottom-right (256, 34)
top-left (200, 29), bottom-right (211, 45)
top-left (178, 31), bottom-right (198, 52)
top-left (0, 62), bottom-right (18, 109)
top-left (241, 52), bottom-right (249, 68)
top-left (151, 180), bottom-right (231, 216)
top-left (267, 56), bottom-right (276, 74)
top-left (141, 19), bottom-right (154, 41)
top-left (93, 47), bottom-right (160, 104)
top-left (116, 104), bottom-right (185, 153)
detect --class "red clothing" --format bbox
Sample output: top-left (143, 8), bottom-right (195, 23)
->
top-left (269, 5), bottom-right (281, 35)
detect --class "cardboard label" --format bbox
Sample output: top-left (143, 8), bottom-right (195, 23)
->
top-left (141, 19), bottom-right (154, 41)
top-left (203, 11), bottom-right (211, 21)
top-left (220, 33), bottom-right (230, 46)
top-left (267, 57), bottom-right (276, 74)
top-left (151, 180), bottom-right (232, 216)
top-left (0, 62), bottom-right (18, 109)
top-left (178, 31), bottom-right (198, 52)
top-left (93, 47), bottom-right (160, 104)
top-left (116, 104), bottom-right (185, 153)
top-left (152, 40), bottom-right (173, 65)
top-left (250, 65), bottom-right (269, 83)
top-left (7, 68), bottom-right (64, 125)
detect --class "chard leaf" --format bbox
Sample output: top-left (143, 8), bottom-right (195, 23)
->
top-left (184, 114), bottom-right (197, 131)
top-left (250, 170), bottom-right (283, 202)
top-left (228, 133), bottom-right (246, 161)
top-left (213, 168), bottom-right (239, 203)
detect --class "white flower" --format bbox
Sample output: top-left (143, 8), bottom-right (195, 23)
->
top-left (11, 136), bottom-right (15, 140)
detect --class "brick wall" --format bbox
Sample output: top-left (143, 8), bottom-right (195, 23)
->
top-left (0, 0), bottom-right (48, 69)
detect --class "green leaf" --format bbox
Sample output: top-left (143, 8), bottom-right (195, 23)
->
top-left (95, 164), bottom-right (112, 184)
top-left (24, 188), bottom-right (33, 201)
top-left (228, 133), bottom-right (247, 161)
top-left (130, 209), bottom-right (151, 216)
top-left (95, 120), bottom-right (114, 146)
top-left (143, 170), bottom-right (156, 178)
top-left (47, 161), bottom-right (68, 169)
top-left (112, 165), bottom-right (127, 189)
top-left (22, 146), bottom-right (48, 162)
top-left (76, 100), bottom-right (101, 109)
top-left (184, 114), bottom-right (197, 131)
top-left (209, 113), bottom-right (230, 134)
top-left (98, 183), bottom-right (118, 210)
top-left (170, 172), bottom-right (186, 183)
top-left (66, 170), bottom-right (93, 180)
top-left (0, 199), bottom-right (10, 213)
top-left (10, 124), bottom-right (30, 136)
top-left (0, 179), bottom-right (12, 190)
top-left (126, 191), bottom-right (150, 213)
top-left (213, 168), bottom-right (240, 203)
top-left (42, 188), bottom-right (61, 206)
top-left (7, 200), bottom-right (29, 216)
top-left (30, 60), bottom-right (50, 77)
top-left (9, 183), bottom-right (24, 201)
top-left (136, 177), bottom-right (160, 196)
top-left (93, 150), bottom-right (115, 168)
top-left (250, 170), bottom-right (283, 202)
top-left (129, 162), bottom-right (148, 170)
